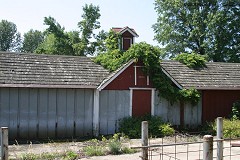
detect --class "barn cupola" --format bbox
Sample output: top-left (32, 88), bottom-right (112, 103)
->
top-left (112, 26), bottom-right (139, 51)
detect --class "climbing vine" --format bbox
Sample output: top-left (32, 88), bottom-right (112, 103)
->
top-left (95, 42), bottom-right (202, 105)
top-left (174, 52), bottom-right (207, 69)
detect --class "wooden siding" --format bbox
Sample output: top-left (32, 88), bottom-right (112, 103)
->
top-left (104, 62), bottom-right (153, 90)
top-left (122, 31), bottom-right (134, 38)
top-left (99, 90), bottom-right (130, 135)
top-left (154, 91), bottom-right (202, 126)
top-left (202, 90), bottom-right (240, 122)
top-left (0, 87), bottom-right (93, 139)
top-left (132, 90), bottom-right (151, 116)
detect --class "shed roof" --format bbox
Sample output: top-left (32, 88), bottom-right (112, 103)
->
top-left (161, 60), bottom-right (240, 90)
top-left (0, 52), bottom-right (110, 88)
top-left (112, 26), bottom-right (139, 37)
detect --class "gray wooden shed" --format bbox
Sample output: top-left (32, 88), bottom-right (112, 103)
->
top-left (0, 52), bottom-right (109, 139)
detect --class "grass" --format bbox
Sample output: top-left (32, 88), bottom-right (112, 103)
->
top-left (20, 152), bottom-right (67, 160)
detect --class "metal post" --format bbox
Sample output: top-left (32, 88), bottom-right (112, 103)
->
top-left (141, 121), bottom-right (148, 160)
top-left (203, 135), bottom-right (213, 160)
top-left (217, 117), bottom-right (223, 160)
top-left (1, 127), bottom-right (8, 160)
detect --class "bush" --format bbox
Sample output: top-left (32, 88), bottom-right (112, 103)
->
top-left (212, 118), bottom-right (240, 138)
top-left (230, 100), bottom-right (240, 120)
top-left (108, 140), bottom-right (122, 155)
top-left (121, 147), bottom-right (137, 154)
top-left (159, 124), bottom-right (175, 136)
top-left (119, 115), bottom-right (175, 138)
top-left (83, 146), bottom-right (105, 156)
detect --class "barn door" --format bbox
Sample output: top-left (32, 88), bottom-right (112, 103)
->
top-left (132, 90), bottom-right (151, 117)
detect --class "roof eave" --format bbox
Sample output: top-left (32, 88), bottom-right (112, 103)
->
top-left (161, 67), bottom-right (183, 89)
top-left (193, 87), bottom-right (240, 90)
top-left (120, 27), bottom-right (139, 37)
top-left (0, 84), bottom-right (97, 89)
top-left (97, 59), bottom-right (136, 91)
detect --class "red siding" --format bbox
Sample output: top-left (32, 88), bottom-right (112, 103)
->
top-left (123, 38), bottom-right (131, 50)
top-left (122, 31), bottom-right (133, 50)
top-left (104, 62), bottom-right (153, 90)
top-left (132, 90), bottom-right (151, 117)
top-left (202, 90), bottom-right (240, 122)
top-left (122, 31), bottom-right (134, 38)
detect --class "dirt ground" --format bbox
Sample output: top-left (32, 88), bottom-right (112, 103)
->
top-left (7, 138), bottom-right (240, 160)
top-left (8, 139), bottom-right (143, 160)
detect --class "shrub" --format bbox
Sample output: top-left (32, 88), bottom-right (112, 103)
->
top-left (212, 118), bottom-right (240, 138)
top-left (65, 151), bottom-right (78, 160)
top-left (83, 146), bottom-right (105, 156)
top-left (21, 153), bottom-right (38, 160)
top-left (121, 147), bottom-right (137, 154)
top-left (159, 124), bottom-right (175, 136)
top-left (119, 115), bottom-right (175, 138)
top-left (230, 100), bottom-right (240, 120)
top-left (108, 140), bottom-right (122, 155)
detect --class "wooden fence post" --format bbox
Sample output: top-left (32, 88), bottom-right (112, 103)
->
top-left (141, 121), bottom-right (148, 160)
top-left (203, 135), bottom-right (213, 160)
top-left (1, 127), bottom-right (8, 160)
top-left (217, 117), bottom-right (223, 160)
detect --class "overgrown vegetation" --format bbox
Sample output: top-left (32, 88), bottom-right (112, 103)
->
top-left (17, 134), bottom-right (136, 159)
top-left (95, 42), bottom-right (201, 104)
top-left (174, 52), bottom-right (207, 69)
top-left (82, 134), bottom-right (136, 156)
top-left (20, 151), bottom-right (77, 160)
top-left (118, 115), bottom-right (175, 138)
top-left (230, 100), bottom-right (240, 120)
top-left (211, 118), bottom-right (240, 138)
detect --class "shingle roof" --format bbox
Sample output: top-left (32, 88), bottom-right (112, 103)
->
top-left (0, 52), bottom-right (110, 88)
top-left (161, 60), bottom-right (240, 90)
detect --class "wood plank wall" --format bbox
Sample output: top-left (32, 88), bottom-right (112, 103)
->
top-left (0, 87), bottom-right (93, 139)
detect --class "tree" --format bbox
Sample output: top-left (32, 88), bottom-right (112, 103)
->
top-left (35, 16), bottom-right (75, 55)
top-left (22, 29), bottom-right (44, 53)
top-left (36, 4), bottom-right (102, 56)
top-left (76, 4), bottom-right (101, 55)
top-left (153, 0), bottom-right (240, 62)
top-left (0, 20), bottom-right (21, 52)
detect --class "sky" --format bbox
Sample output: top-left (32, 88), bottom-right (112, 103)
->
top-left (0, 0), bottom-right (159, 46)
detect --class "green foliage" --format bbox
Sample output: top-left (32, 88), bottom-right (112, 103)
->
top-left (35, 4), bottom-right (102, 56)
top-left (213, 119), bottom-right (240, 138)
top-left (35, 17), bottom-right (75, 55)
top-left (153, 0), bottom-right (240, 62)
top-left (179, 88), bottom-right (201, 105)
top-left (108, 139), bottom-right (122, 155)
top-left (20, 152), bottom-right (69, 160)
top-left (105, 29), bottom-right (121, 51)
top-left (77, 4), bottom-right (101, 55)
top-left (118, 115), bottom-right (175, 138)
top-left (159, 124), bottom-right (175, 136)
top-left (0, 19), bottom-right (21, 52)
top-left (96, 42), bottom-right (201, 104)
top-left (94, 49), bottom-right (124, 71)
top-left (230, 100), bottom-right (240, 120)
top-left (21, 153), bottom-right (38, 160)
top-left (121, 147), bottom-right (137, 154)
top-left (65, 151), bottom-right (78, 160)
top-left (174, 53), bottom-right (207, 69)
top-left (83, 145), bottom-right (106, 156)
top-left (22, 29), bottom-right (44, 53)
